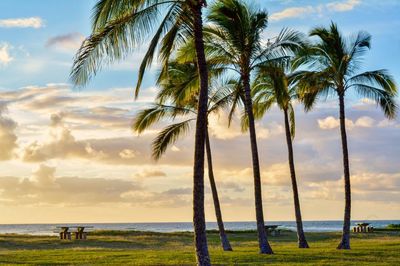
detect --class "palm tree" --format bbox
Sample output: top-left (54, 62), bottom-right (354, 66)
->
top-left (205, 0), bottom-right (303, 254)
top-left (70, 0), bottom-right (211, 263)
top-left (133, 61), bottom-right (233, 251)
top-left (294, 22), bottom-right (397, 249)
top-left (250, 61), bottom-right (309, 248)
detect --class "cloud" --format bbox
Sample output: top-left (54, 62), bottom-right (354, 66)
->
top-left (216, 181), bottom-right (245, 193)
top-left (119, 149), bottom-right (136, 159)
top-left (0, 43), bottom-right (13, 66)
top-left (303, 171), bottom-right (400, 203)
top-left (0, 79), bottom-right (398, 218)
top-left (0, 84), bottom-right (134, 132)
top-left (135, 170), bottom-right (167, 179)
top-left (20, 113), bottom-right (160, 166)
top-left (0, 17), bottom-right (44, 28)
top-left (318, 116), bottom-right (340, 129)
top-left (208, 113), bottom-right (242, 140)
top-left (326, 0), bottom-right (361, 11)
top-left (0, 164), bottom-right (140, 206)
top-left (355, 116), bottom-right (375, 127)
top-left (0, 106), bottom-right (18, 160)
top-left (318, 116), bottom-right (354, 129)
top-left (377, 119), bottom-right (398, 128)
top-left (318, 115), bottom-right (376, 130)
top-left (171, 145), bottom-right (180, 152)
top-left (208, 112), bottom-right (283, 140)
top-left (270, 6), bottom-right (315, 21)
top-left (269, 0), bottom-right (361, 21)
top-left (31, 164), bottom-right (56, 187)
top-left (22, 113), bottom-right (104, 162)
top-left (46, 32), bottom-right (85, 53)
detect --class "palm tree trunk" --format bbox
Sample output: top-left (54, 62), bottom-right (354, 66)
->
top-left (283, 109), bottom-right (309, 249)
top-left (192, 1), bottom-right (211, 265)
top-left (205, 128), bottom-right (233, 251)
top-left (242, 73), bottom-right (273, 254)
top-left (337, 93), bottom-right (351, 250)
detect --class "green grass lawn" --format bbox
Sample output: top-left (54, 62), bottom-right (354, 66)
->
top-left (0, 230), bottom-right (399, 265)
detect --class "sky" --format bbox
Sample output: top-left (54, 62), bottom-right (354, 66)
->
top-left (0, 0), bottom-right (399, 224)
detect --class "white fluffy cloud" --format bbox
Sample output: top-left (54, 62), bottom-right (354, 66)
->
top-left (0, 17), bottom-right (44, 28)
top-left (0, 43), bottom-right (13, 66)
top-left (22, 113), bottom-right (104, 162)
top-left (355, 116), bottom-right (375, 127)
top-left (326, 0), bottom-right (361, 12)
top-left (318, 115), bottom-right (377, 130)
top-left (270, 0), bottom-right (361, 21)
top-left (318, 116), bottom-right (355, 129)
top-left (270, 6), bottom-right (316, 21)
top-left (318, 116), bottom-right (340, 129)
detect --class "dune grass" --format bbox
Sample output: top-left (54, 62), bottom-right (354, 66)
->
top-left (0, 230), bottom-right (399, 265)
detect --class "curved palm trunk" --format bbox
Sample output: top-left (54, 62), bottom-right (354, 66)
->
top-left (337, 94), bottom-right (351, 250)
top-left (283, 109), bottom-right (309, 249)
top-left (242, 73), bottom-right (273, 254)
top-left (205, 129), bottom-right (233, 251)
top-left (192, 1), bottom-right (211, 265)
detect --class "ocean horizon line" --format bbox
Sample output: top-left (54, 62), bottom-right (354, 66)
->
top-left (0, 220), bottom-right (398, 236)
top-left (0, 219), bottom-right (399, 226)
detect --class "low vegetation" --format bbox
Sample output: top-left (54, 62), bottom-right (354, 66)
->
top-left (0, 230), bottom-right (399, 265)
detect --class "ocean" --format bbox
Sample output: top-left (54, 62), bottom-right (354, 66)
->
top-left (0, 220), bottom-right (398, 235)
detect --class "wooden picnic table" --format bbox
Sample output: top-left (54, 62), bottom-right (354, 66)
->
top-left (353, 223), bottom-right (373, 233)
top-left (56, 226), bottom-right (71, 240)
top-left (56, 226), bottom-right (93, 240)
top-left (264, 225), bottom-right (281, 236)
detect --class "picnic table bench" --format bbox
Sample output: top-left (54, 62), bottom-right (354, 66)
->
top-left (353, 223), bottom-right (374, 233)
top-left (55, 226), bottom-right (93, 240)
top-left (264, 225), bottom-right (281, 236)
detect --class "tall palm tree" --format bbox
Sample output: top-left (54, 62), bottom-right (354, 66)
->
top-left (70, 0), bottom-right (211, 264)
top-left (294, 22), bottom-right (397, 249)
top-left (250, 61), bottom-right (309, 248)
top-left (133, 61), bottom-right (233, 251)
top-left (205, 0), bottom-right (303, 254)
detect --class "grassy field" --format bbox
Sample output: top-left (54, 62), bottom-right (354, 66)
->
top-left (0, 230), bottom-right (399, 265)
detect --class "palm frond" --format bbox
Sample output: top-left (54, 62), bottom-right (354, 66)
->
top-left (152, 119), bottom-right (193, 160)
top-left (71, 3), bottom-right (163, 87)
top-left (227, 79), bottom-right (245, 127)
top-left (252, 28), bottom-right (305, 67)
top-left (346, 70), bottom-right (397, 96)
top-left (132, 104), bottom-right (193, 133)
top-left (352, 84), bottom-right (398, 119)
top-left (135, 3), bottom-right (181, 98)
top-left (91, 0), bottom-right (137, 31)
top-left (346, 31), bottom-right (371, 75)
